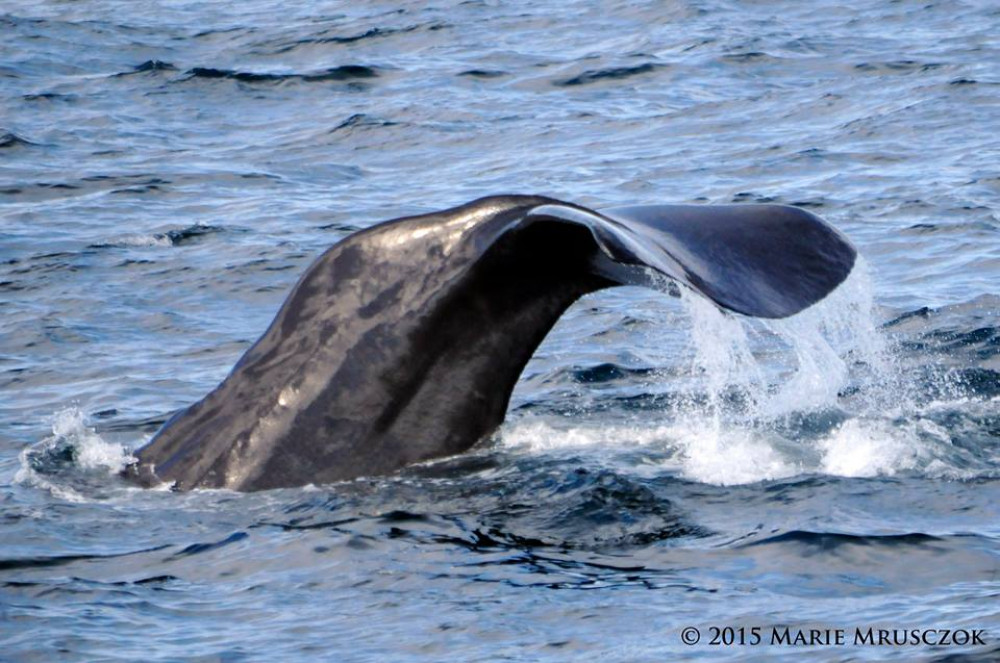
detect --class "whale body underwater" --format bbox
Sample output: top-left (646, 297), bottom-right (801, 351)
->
top-left (126, 195), bottom-right (857, 491)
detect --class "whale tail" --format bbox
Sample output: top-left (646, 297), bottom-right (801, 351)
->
top-left (130, 196), bottom-right (856, 491)
top-left (527, 202), bottom-right (856, 319)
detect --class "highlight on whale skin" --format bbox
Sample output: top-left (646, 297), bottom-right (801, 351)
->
top-left (125, 194), bottom-right (857, 492)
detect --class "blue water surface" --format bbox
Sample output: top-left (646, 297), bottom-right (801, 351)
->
top-left (1, 1), bottom-right (999, 661)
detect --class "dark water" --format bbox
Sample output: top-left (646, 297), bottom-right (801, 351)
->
top-left (2, 1), bottom-right (999, 661)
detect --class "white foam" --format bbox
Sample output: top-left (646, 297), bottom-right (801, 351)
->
top-left (817, 418), bottom-right (919, 477)
top-left (16, 408), bottom-right (136, 499)
top-left (50, 408), bottom-right (135, 472)
top-left (668, 423), bottom-right (799, 485)
top-left (102, 234), bottom-right (172, 248)
top-left (500, 417), bottom-right (799, 485)
top-left (67, 410), bottom-right (131, 470)
top-left (502, 419), bottom-right (671, 452)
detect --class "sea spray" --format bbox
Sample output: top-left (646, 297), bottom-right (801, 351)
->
top-left (16, 407), bottom-right (136, 500)
top-left (502, 258), bottom-right (955, 483)
top-left (758, 259), bottom-right (901, 418)
top-left (672, 259), bottom-right (923, 482)
top-left (671, 285), bottom-right (794, 484)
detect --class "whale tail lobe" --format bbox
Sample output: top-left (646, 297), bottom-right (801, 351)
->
top-left (527, 202), bottom-right (856, 319)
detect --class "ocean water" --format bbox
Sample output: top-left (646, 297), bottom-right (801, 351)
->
top-left (1, 1), bottom-right (999, 661)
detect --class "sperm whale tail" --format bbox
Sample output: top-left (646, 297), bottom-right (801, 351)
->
top-left (129, 195), bottom-right (855, 491)
top-left (531, 201), bottom-right (855, 318)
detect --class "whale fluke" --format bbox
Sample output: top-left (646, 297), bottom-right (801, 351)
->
top-left (128, 195), bottom-right (856, 491)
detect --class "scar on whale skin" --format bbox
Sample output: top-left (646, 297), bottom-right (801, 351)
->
top-left (126, 194), bottom-right (856, 491)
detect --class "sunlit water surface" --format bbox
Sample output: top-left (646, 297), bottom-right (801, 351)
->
top-left (1, 1), bottom-right (999, 661)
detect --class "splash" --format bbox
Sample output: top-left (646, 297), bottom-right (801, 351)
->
top-left (95, 234), bottom-right (173, 248)
top-left (502, 260), bottom-right (983, 485)
top-left (760, 260), bottom-right (898, 416)
top-left (817, 418), bottom-right (921, 477)
top-left (645, 260), bottom-right (902, 484)
top-left (16, 407), bottom-right (136, 500)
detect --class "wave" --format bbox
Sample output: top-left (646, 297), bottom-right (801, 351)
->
top-left (458, 69), bottom-right (508, 79)
top-left (0, 130), bottom-right (36, 149)
top-left (853, 60), bottom-right (946, 74)
top-left (740, 530), bottom-right (943, 549)
top-left (331, 113), bottom-right (400, 132)
top-left (260, 21), bottom-right (448, 55)
top-left (183, 64), bottom-right (380, 84)
top-left (0, 544), bottom-right (169, 572)
top-left (554, 62), bottom-right (664, 87)
top-left (113, 60), bottom-right (177, 76)
top-left (89, 224), bottom-right (234, 249)
top-left (267, 26), bottom-right (411, 53)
